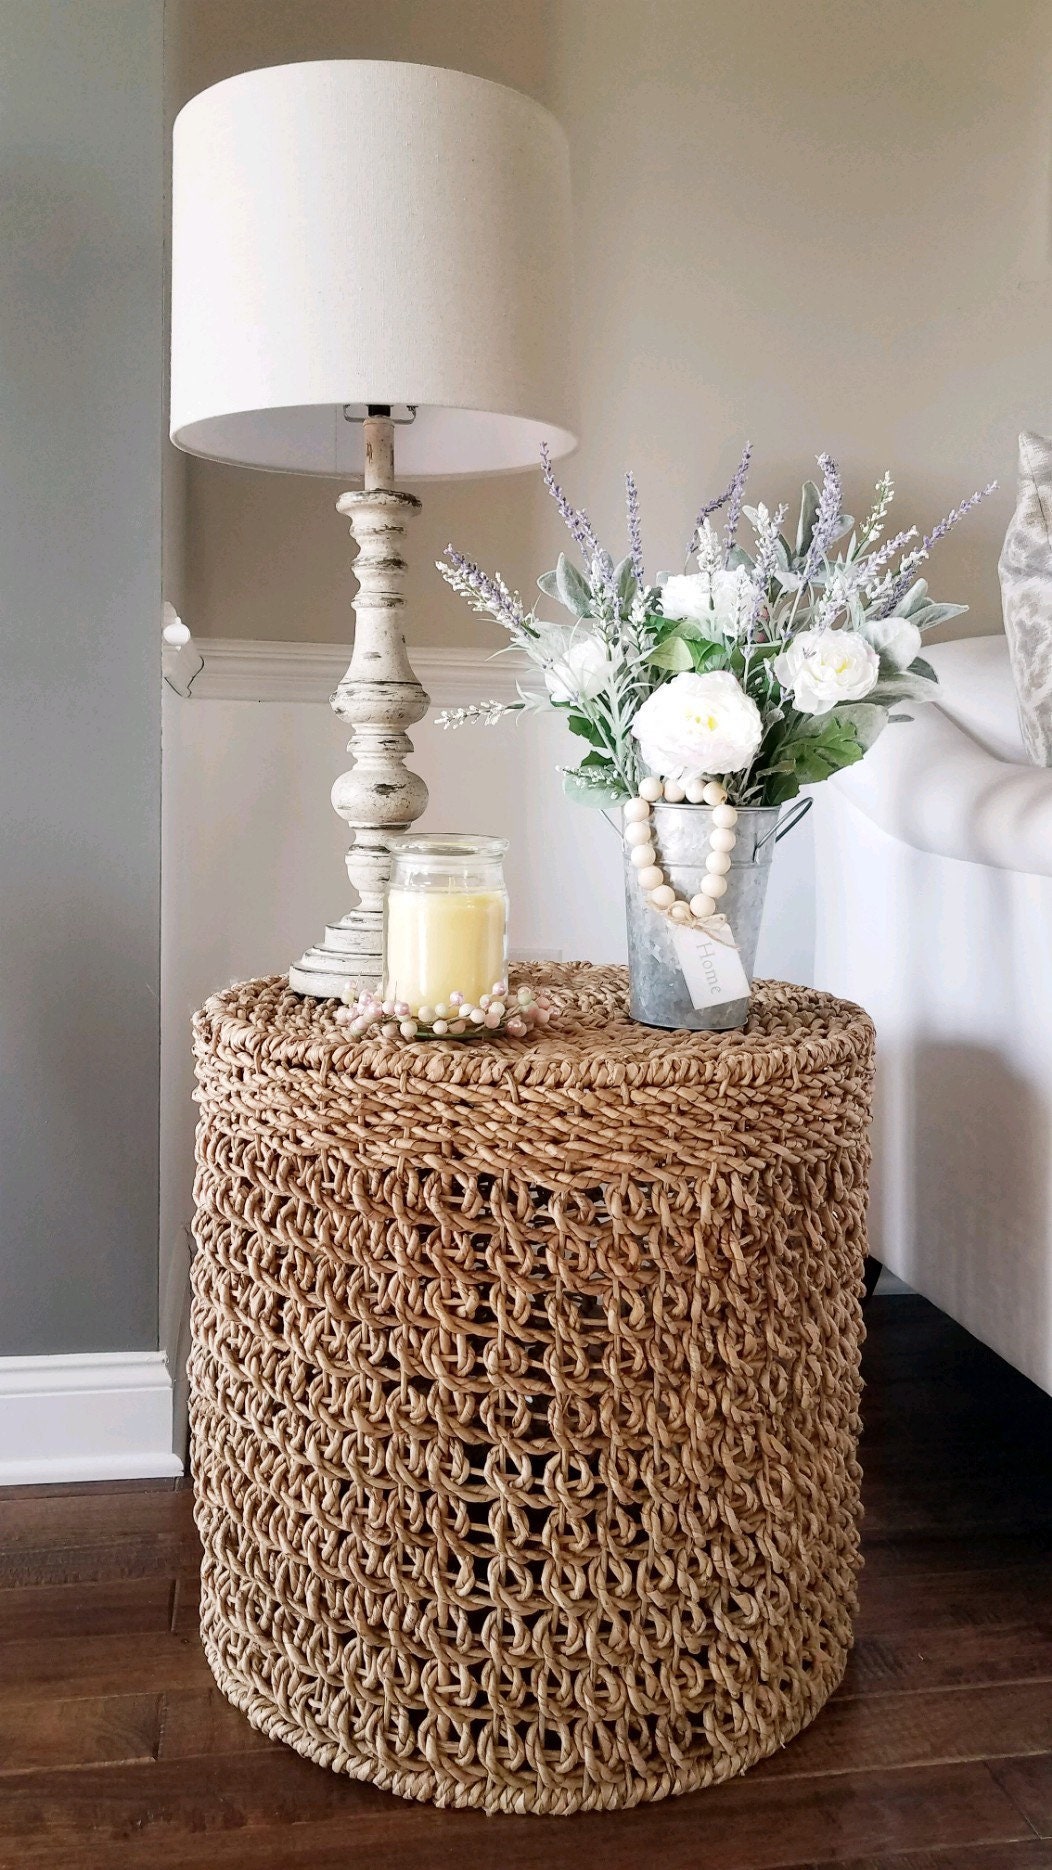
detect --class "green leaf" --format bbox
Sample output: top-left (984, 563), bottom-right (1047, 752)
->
top-left (537, 569), bottom-right (559, 599)
top-left (796, 480), bottom-right (821, 555)
top-left (832, 701), bottom-right (887, 751)
top-left (567, 710), bottom-right (605, 745)
top-left (762, 711), bottom-right (867, 805)
top-left (689, 638), bottom-right (729, 673)
top-left (555, 553), bottom-right (593, 617)
top-left (653, 613), bottom-right (706, 642)
top-left (649, 635), bottom-right (694, 672)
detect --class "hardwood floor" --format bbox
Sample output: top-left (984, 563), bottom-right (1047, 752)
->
top-left (1, 1293), bottom-right (1051, 1869)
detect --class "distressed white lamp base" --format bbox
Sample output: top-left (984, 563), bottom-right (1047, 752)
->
top-left (289, 413), bottom-right (429, 999)
top-left (170, 62), bottom-right (579, 1000)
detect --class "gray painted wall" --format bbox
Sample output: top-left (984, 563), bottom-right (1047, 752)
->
top-left (0, 0), bottom-right (164, 1354)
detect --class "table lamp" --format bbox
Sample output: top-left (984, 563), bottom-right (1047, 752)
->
top-left (170, 60), bottom-right (577, 996)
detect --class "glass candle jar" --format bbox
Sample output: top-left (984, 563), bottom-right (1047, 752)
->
top-left (383, 835), bottom-right (509, 1014)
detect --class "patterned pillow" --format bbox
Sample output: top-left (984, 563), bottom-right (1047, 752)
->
top-left (998, 430), bottom-right (1052, 765)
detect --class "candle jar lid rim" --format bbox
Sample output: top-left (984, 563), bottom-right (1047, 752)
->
top-left (388, 834), bottom-right (509, 862)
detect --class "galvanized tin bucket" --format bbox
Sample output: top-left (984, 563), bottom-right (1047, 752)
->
top-left (623, 801), bottom-right (810, 1031)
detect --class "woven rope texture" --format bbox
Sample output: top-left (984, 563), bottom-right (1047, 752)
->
top-left (189, 966), bottom-right (874, 1814)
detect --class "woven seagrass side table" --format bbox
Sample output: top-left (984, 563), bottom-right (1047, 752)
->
top-left (189, 964), bottom-right (875, 1816)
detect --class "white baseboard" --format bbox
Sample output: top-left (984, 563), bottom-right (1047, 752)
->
top-left (0, 1353), bottom-right (184, 1486)
top-left (160, 1223), bottom-right (194, 1473)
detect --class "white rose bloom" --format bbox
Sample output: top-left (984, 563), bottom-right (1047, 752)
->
top-left (773, 628), bottom-right (879, 715)
top-left (661, 566), bottom-right (753, 639)
top-left (543, 629), bottom-right (612, 705)
top-left (631, 670), bottom-right (763, 779)
top-left (659, 573), bottom-right (709, 623)
top-left (860, 614), bottom-right (922, 671)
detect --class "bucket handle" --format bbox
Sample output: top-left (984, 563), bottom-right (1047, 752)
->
top-left (754, 795), bottom-right (813, 853)
top-left (607, 793), bottom-right (813, 853)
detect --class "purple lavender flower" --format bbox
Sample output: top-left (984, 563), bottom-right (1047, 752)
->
top-left (625, 471), bottom-right (644, 585)
top-left (540, 442), bottom-right (600, 562)
top-left (540, 443), bottom-right (618, 603)
top-left (800, 453), bottom-right (844, 582)
top-left (687, 441), bottom-right (752, 559)
top-left (438, 547), bottom-right (530, 640)
top-left (862, 526), bottom-right (919, 580)
top-left (746, 502), bottom-right (789, 633)
top-left (874, 481), bottom-right (997, 616)
top-left (723, 443), bottom-right (752, 565)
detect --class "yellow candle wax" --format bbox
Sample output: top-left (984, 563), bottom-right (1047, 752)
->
top-left (385, 888), bottom-right (506, 1010)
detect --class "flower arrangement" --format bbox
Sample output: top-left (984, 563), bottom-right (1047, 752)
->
top-left (436, 445), bottom-right (995, 809)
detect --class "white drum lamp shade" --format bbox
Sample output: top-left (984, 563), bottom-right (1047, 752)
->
top-left (170, 60), bottom-right (578, 476)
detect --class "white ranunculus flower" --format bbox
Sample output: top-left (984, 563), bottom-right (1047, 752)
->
top-left (631, 670), bottom-right (763, 779)
top-left (661, 566), bottom-right (753, 639)
top-left (773, 628), bottom-right (879, 716)
top-left (543, 629), bottom-right (612, 704)
top-left (860, 614), bottom-right (922, 671)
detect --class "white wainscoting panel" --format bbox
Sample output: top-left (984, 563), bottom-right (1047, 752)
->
top-left (0, 1354), bottom-right (184, 1485)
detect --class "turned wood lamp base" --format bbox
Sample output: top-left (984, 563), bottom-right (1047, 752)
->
top-left (289, 410), bottom-right (429, 999)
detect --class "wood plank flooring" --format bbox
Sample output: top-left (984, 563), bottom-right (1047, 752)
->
top-left (1, 1293), bottom-right (1050, 1869)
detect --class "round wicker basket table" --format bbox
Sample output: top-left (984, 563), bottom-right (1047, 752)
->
top-left (189, 964), bottom-right (875, 1817)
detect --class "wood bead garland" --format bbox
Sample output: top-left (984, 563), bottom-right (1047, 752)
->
top-left (335, 978), bottom-right (556, 1042)
top-left (624, 778), bottom-right (738, 928)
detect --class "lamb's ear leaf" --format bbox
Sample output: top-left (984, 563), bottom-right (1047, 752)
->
top-left (537, 570), bottom-right (560, 598)
top-left (910, 601), bottom-right (969, 632)
top-left (909, 655), bottom-right (938, 683)
top-left (613, 555), bottom-right (637, 607)
top-left (870, 668), bottom-right (938, 703)
top-left (555, 553), bottom-right (593, 616)
top-left (898, 579), bottom-right (930, 616)
top-left (796, 480), bottom-right (821, 556)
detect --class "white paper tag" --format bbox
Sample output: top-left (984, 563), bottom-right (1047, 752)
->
top-left (669, 918), bottom-right (751, 1010)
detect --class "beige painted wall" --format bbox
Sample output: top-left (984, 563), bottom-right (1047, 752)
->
top-left (168, 0), bottom-right (1052, 647)
top-left (3, 0), bottom-right (164, 1354)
